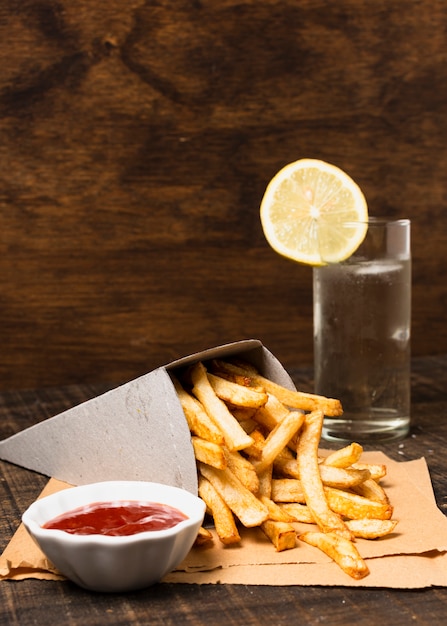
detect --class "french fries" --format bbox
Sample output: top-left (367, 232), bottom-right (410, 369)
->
top-left (322, 442), bottom-right (364, 468)
top-left (297, 410), bottom-right (353, 540)
top-left (210, 359), bottom-right (343, 416)
top-left (346, 518), bottom-right (398, 539)
top-left (189, 362), bottom-right (254, 451)
top-left (324, 487), bottom-right (393, 520)
top-left (172, 357), bottom-right (398, 579)
top-left (198, 463), bottom-right (269, 527)
top-left (191, 436), bottom-right (226, 470)
top-left (194, 526), bottom-right (214, 546)
top-left (253, 410), bottom-right (304, 473)
top-left (173, 377), bottom-right (224, 445)
top-left (207, 372), bottom-right (269, 408)
top-left (198, 476), bottom-right (241, 544)
top-left (299, 531), bottom-right (370, 579)
top-left (261, 520), bottom-right (297, 551)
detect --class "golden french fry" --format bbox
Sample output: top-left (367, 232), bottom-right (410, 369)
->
top-left (299, 531), bottom-right (369, 580)
top-left (236, 418), bottom-right (259, 434)
top-left (172, 376), bottom-right (225, 444)
top-left (255, 396), bottom-right (303, 453)
top-left (254, 410), bottom-right (305, 473)
top-left (194, 526), bottom-right (214, 546)
top-left (209, 359), bottom-right (257, 386)
top-left (273, 451), bottom-right (300, 479)
top-left (324, 486), bottom-right (393, 520)
top-left (191, 436), bottom-right (227, 470)
top-left (190, 362), bottom-right (254, 451)
top-left (254, 393), bottom-right (291, 430)
top-left (351, 462), bottom-right (387, 482)
top-left (345, 518), bottom-right (398, 539)
top-left (274, 455), bottom-right (371, 489)
top-left (198, 476), bottom-right (241, 545)
top-left (254, 378), bottom-right (342, 417)
top-left (259, 495), bottom-right (296, 523)
top-left (271, 478), bottom-right (306, 503)
top-left (198, 462), bottom-right (269, 527)
top-left (276, 446), bottom-right (296, 462)
top-left (319, 465), bottom-right (371, 489)
top-left (257, 464), bottom-right (273, 499)
top-left (297, 410), bottom-right (352, 540)
top-left (279, 502), bottom-right (314, 524)
top-left (223, 447), bottom-right (260, 494)
top-left (322, 443), bottom-right (364, 468)
top-left (230, 407), bottom-right (258, 422)
top-left (242, 428), bottom-right (266, 459)
top-left (261, 520), bottom-right (297, 551)
top-left (352, 477), bottom-right (390, 504)
top-left (213, 359), bottom-right (342, 416)
top-left (207, 372), bottom-right (268, 408)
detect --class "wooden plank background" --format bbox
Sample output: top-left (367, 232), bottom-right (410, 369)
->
top-left (1, 0), bottom-right (446, 390)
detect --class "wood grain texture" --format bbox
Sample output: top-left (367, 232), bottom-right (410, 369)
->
top-left (1, 0), bottom-right (446, 388)
top-left (1, 355), bottom-right (447, 624)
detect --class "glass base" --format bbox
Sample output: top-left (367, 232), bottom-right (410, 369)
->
top-left (322, 416), bottom-right (410, 444)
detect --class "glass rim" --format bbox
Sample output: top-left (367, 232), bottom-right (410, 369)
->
top-left (368, 216), bottom-right (410, 226)
top-left (337, 217), bottom-right (410, 227)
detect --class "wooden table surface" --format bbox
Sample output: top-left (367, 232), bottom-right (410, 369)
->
top-left (2, 1), bottom-right (447, 391)
top-left (1, 354), bottom-right (446, 625)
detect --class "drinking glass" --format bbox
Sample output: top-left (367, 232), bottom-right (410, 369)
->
top-left (313, 217), bottom-right (411, 443)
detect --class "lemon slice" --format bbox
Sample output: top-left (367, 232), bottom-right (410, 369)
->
top-left (260, 159), bottom-right (368, 266)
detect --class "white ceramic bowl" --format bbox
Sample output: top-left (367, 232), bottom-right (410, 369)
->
top-left (22, 480), bottom-right (205, 592)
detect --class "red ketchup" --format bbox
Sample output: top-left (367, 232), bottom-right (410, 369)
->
top-left (42, 501), bottom-right (188, 536)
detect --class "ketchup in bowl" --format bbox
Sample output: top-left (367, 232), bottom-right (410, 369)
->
top-left (42, 501), bottom-right (188, 536)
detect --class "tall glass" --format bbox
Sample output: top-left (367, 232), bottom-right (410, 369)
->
top-left (313, 217), bottom-right (411, 443)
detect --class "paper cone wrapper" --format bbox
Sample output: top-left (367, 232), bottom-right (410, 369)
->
top-left (0, 340), bottom-right (295, 492)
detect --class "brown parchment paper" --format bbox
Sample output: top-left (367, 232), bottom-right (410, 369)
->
top-left (2, 452), bottom-right (447, 588)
